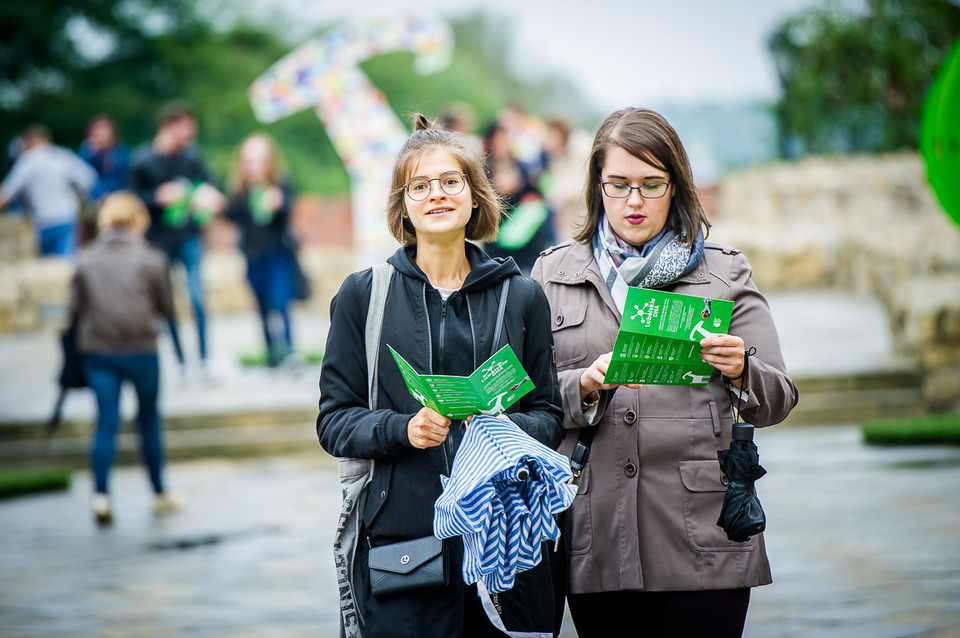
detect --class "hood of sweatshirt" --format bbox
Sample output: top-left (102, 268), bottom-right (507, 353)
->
top-left (387, 242), bottom-right (521, 293)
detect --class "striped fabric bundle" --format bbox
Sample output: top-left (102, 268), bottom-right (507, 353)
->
top-left (434, 415), bottom-right (578, 593)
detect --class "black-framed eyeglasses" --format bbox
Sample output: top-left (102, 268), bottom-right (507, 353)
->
top-left (404, 171), bottom-right (467, 201)
top-left (600, 181), bottom-right (671, 199)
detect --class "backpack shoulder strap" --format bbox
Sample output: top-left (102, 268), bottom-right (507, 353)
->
top-left (489, 277), bottom-right (511, 357)
top-left (365, 263), bottom-right (394, 409)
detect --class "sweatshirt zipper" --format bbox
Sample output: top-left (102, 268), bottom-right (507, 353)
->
top-left (426, 286), bottom-right (453, 476)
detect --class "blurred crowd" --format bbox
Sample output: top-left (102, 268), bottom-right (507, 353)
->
top-left (0, 100), bottom-right (591, 349)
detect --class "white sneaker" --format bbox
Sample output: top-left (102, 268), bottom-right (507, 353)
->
top-left (153, 491), bottom-right (186, 517)
top-left (92, 493), bottom-right (112, 526)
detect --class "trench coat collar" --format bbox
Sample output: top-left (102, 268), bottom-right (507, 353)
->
top-left (542, 240), bottom-right (711, 319)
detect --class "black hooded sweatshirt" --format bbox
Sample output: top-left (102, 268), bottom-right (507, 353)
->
top-left (317, 244), bottom-right (564, 636)
top-left (318, 243), bottom-right (563, 544)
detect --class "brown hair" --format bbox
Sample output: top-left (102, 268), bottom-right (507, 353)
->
top-left (98, 191), bottom-right (150, 232)
top-left (386, 114), bottom-right (502, 246)
top-left (226, 132), bottom-right (289, 195)
top-left (158, 100), bottom-right (196, 127)
top-left (574, 108), bottom-right (709, 245)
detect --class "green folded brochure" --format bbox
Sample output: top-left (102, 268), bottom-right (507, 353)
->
top-left (388, 344), bottom-right (535, 419)
top-left (603, 288), bottom-right (734, 386)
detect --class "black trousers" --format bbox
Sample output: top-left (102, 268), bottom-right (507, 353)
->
top-left (567, 588), bottom-right (751, 638)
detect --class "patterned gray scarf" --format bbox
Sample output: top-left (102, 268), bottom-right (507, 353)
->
top-left (593, 216), bottom-right (704, 315)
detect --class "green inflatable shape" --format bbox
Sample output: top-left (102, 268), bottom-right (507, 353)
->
top-left (921, 36), bottom-right (960, 230)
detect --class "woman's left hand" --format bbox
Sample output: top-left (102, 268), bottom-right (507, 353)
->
top-left (700, 334), bottom-right (745, 385)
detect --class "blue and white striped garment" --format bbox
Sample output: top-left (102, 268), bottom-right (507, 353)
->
top-left (434, 415), bottom-right (578, 593)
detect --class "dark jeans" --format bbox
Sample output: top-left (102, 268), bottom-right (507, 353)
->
top-left (165, 235), bottom-right (207, 361)
top-left (247, 249), bottom-right (294, 365)
top-left (38, 221), bottom-right (77, 257)
top-left (83, 352), bottom-right (165, 494)
top-left (567, 588), bottom-right (751, 638)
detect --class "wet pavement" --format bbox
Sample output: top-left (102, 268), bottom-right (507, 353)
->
top-left (2, 426), bottom-right (959, 637)
top-left (1, 291), bottom-right (958, 637)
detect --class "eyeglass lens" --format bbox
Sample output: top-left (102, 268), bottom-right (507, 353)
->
top-left (406, 172), bottom-right (465, 200)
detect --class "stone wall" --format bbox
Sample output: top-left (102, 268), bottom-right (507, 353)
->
top-left (711, 152), bottom-right (960, 409)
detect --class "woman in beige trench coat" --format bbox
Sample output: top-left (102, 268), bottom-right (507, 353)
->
top-left (531, 108), bottom-right (798, 638)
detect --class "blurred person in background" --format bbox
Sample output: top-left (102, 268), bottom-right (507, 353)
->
top-left (0, 123), bottom-right (97, 258)
top-left (482, 121), bottom-right (555, 275)
top-left (223, 133), bottom-right (299, 368)
top-left (130, 101), bottom-right (225, 379)
top-left (439, 101), bottom-right (483, 155)
top-left (539, 116), bottom-right (592, 241)
top-left (80, 114), bottom-right (131, 205)
top-left (79, 114), bottom-right (131, 243)
top-left (70, 191), bottom-right (183, 526)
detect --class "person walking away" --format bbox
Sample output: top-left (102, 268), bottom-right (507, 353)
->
top-left (223, 133), bottom-right (299, 367)
top-left (130, 101), bottom-right (224, 378)
top-left (317, 114), bottom-right (563, 637)
top-left (70, 191), bottom-right (184, 525)
top-left (531, 107), bottom-right (799, 638)
top-left (0, 123), bottom-right (97, 257)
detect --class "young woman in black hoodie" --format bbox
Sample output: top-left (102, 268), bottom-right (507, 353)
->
top-left (317, 115), bottom-right (564, 637)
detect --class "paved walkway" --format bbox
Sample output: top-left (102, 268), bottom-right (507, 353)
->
top-left (1, 426), bottom-right (958, 637)
top-left (0, 290), bottom-right (909, 428)
top-left (1, 290), bottom-right (955, 637)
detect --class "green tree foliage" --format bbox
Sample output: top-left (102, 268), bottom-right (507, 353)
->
top-left (1, 4), bottom-right (597, 194)
top-left (769, 0), bottom-right (960, 157)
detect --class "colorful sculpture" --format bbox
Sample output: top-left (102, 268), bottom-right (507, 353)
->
top-left (249, 15), bottom-right (454, 266)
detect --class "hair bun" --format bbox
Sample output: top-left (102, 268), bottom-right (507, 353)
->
top-left (412, 113), bottom-right (435, 132)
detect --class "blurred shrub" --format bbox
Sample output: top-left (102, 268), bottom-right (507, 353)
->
top-left (769, 0), bottom-right (960, 157)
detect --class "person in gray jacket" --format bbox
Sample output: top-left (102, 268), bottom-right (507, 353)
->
top-left (70, 191), bottom-right (183, 525)
top-left (531, 108), bottom-right (798, 638)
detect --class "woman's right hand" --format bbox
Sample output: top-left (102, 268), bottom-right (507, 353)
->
top-left (407, 407), bottom-right (451, 449)
top-left (579, 352), bottom-right (642, 400)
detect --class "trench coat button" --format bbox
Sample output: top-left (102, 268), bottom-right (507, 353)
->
top-left (558, 270), bottom-right (565, 275)
top-left (624, 462), bottom-right (637, 478)
top-left (555, 314), bottom-right (563, 326)
top-left (623, 410), bottom-right (637, 425)
top-left (720, 475), bottom-right (730, 486)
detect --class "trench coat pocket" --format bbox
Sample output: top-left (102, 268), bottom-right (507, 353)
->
top-left (566, 463), bottom-right (593, 556)
top-left (678, 459), bottom-right (758, 552)
top-left (550, 304), bottom-right (588, 368)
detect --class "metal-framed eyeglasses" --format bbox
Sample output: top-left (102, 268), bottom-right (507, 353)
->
top-left (599, 180), bottom-right (671, 199)
top-left (404, 171), bottom-right (467, 201)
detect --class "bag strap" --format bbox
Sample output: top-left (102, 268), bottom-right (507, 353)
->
top-left (365, 263), bottom-right (394, 409)
top-left (569, 426), bottom-right (597, 476)
top-left (489, 277), bottom-right (511, 357)
top-left (728, 346), bottom-right (756, 425)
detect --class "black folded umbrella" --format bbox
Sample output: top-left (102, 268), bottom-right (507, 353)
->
top-left (716, 423), bottom-right (767, 542)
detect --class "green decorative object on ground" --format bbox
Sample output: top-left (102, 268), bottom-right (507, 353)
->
top-left (921, 36), bottom-right (960, 230)
top-left (862, 413), bottom-right (960, 446)
top-left (238, 350), bottom-right (323, 367)
top-left (0, 467), bottom-right (72, 500)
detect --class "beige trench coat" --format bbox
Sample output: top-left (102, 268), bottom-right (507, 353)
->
top-left (531, 240), bottom-right (798, 594)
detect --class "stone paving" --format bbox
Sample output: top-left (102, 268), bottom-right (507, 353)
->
top-left (1, 291), bottom-right (958, 637)
top-left (2, 426), bottom-right (959, 637)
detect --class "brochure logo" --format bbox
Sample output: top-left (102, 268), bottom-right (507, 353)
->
top-left (630, 299), bottom-right (659, 327)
